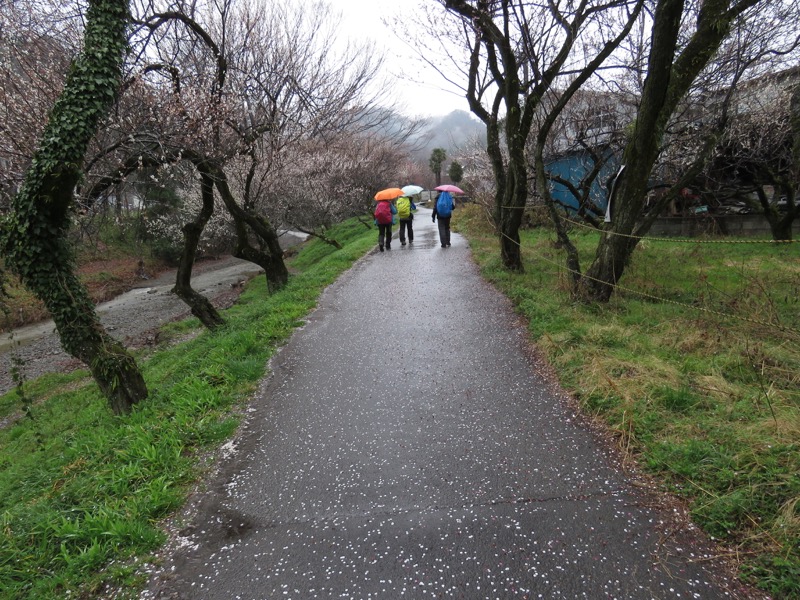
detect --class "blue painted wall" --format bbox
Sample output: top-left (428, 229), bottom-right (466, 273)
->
top-left (545, 148), bottom-right (620, 217)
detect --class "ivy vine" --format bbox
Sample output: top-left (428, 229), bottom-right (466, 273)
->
top-left (0, 0), bottom-right (147, 413)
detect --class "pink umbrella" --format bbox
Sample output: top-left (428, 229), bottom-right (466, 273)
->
top-left (435, 184), bottom-right (465, 194)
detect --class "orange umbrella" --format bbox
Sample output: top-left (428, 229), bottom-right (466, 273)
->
top-left (374, 187), bottom-right (404, 201)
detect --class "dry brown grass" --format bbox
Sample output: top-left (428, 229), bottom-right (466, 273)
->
top-left (2, 256), bottom-right (170, 332)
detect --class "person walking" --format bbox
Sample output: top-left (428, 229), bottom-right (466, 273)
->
top-left (431, 190), bottom-right (454, 248)
top-left (374, 198), bottom-right (397, 252)
top-left (396, 195), bottom-right (414, 246)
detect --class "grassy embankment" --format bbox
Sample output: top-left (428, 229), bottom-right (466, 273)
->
top-left (455, 204), bottom-right (799, 598)
top-left (0, 218), bottom-right (376, 599)
top-left (1, 234), bottom-right (171, 332)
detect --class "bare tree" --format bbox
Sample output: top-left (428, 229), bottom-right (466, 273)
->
top-left (700, 70), bottom-right (800, 240)
top-left (0, 0), bottom-right (81, 208)
top-left (82, 0), bottom-right (400, 325)
top-left (430, 0), bottom-right (643, 271)
top-left (579, 0), bottom-right (785, 301)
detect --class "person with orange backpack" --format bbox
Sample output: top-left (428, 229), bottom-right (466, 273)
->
top-left (374, 198), bottom-right (397, 252)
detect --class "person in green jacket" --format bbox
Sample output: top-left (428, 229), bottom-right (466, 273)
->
top-left (395, 195), bottom-right (414, 246)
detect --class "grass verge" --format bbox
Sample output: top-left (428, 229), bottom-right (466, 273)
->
top-left (0, 217), bottom-right (375, 599)
top-left (456, 204), bottom-right (800, 598)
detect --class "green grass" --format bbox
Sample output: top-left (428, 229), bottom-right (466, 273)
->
top-left (0, 217), bottom-right (376, 599)
top-left (456, 204), bottom-right (800, 598)
top-left (3, 209), bottom-right (797, 597)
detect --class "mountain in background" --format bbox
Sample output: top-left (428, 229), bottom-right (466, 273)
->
top-left (412, 110), bottom-right (486, 161)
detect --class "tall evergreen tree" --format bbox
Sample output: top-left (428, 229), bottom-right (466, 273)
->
top-left (448, 160), bottom-right (464, 184)
top-left (430, 148), bottom-right (447, 187)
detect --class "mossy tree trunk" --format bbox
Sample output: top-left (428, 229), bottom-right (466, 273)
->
top-left (209, 167), bottom-right (289, 294)
top-left (173, 168), bottom-right (225, 329)
top-left (581, 0), bottom-right (763, 301)
top-left (0, 0), bottom-right (147, 414)
top-left (444, 0), bottom-right (641, 273)
top-left (173, 152), bottom-right (288, 294)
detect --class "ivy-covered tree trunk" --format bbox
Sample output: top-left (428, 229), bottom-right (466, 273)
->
top-left (498, 158), bottom-right (527, 271)
top-left (580, 0), bottom-right (685, 302)
top-left (173, 170), bottom-right (225, 329)
top-left (0, 0), bottom-right (147, 414)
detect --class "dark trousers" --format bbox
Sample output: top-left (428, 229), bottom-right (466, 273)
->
top-left (378, 223), bottom-right (392, 248)
top-left (399, 217), bottom-right (413, 243)
top-left (437, 216), bottom-right (451, 246)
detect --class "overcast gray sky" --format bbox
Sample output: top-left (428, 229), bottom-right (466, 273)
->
top-left (325, 0), bottom-right (471, 118)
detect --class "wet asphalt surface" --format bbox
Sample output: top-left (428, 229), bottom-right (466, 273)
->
top-left (145, 210), bottom-right (750, 599)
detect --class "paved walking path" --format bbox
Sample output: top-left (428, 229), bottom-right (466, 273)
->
top-left (146, 209), bottom-right (749, 599)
